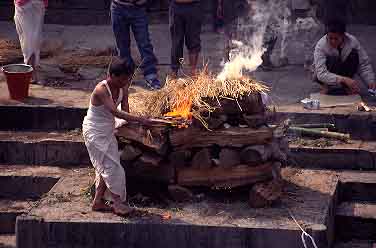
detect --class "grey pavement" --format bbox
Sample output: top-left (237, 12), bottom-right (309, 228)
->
top-left (1, 21), bottom-right (376, 105)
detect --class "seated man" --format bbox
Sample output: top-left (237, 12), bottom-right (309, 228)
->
top-left (313, 19), bottom-right (376, 95)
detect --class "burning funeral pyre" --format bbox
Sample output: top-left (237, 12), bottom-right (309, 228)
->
top-left (117, 71), bottom-right (288, 207)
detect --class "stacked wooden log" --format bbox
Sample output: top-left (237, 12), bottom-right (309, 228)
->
top-left (116, 93), bottom-right (288, 207)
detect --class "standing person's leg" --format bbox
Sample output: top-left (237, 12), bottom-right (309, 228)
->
top-left (111, 3), bottom-right (135, 70)
top-left (185, 3), bottom-right (202, 76)
top-left (32, 1), bottom-right (45, 83)
top-left (169, 2), bottom-right (185, 78)
top-left (92, 173), bottom-right (111, 211)
top-left (99, 139), bottom-right (130, 215)
top-left (32, 1), bottom-right (45, 67)
top-left (130, 6), bottom-right (160, 89)
top-left (223, 20), bottom-right (237, 62)
top-left (213, 0), bottom-right (224, 33)
top-left (14, 0), bottom-right (45, 83)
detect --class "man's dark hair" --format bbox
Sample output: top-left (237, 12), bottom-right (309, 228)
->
top-left (109, 59), bottom-right (135, 77)
top-left (326, 19), bottom-right (346, 34)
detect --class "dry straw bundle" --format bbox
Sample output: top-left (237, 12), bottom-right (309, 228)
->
top-left (129, 68), bottom-right (269, 120)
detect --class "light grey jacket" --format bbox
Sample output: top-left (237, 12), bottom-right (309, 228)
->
top-left (313, 33), bottom-right (375, 86)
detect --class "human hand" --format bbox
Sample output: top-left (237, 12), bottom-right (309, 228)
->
top-left (368, 82), bottom-right (376, 91)
top-left (342, 77), bottom-right (360, 94)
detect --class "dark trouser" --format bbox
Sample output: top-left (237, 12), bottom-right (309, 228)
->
top-left (261, 35), bottom-right (278, 67)
top-left (169, 2), bottom-right (202, 72)
top-left (111, 2), bottom-right (158, 77)
top-left (212, 0), bottom-right (224, 31)
top-left (317, 49), bottom-right (359, 95)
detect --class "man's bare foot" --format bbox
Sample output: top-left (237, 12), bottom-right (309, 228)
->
top-left (92, 200), bottom-right (112, 212)
top-left (112, 202), bottom-right (133, 216)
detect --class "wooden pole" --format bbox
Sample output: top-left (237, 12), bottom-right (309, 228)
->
top-left (289, 127), bottom-right (350, 141)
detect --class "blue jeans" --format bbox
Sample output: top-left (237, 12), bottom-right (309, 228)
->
top-left (111, 2), bottom-right (158, 77)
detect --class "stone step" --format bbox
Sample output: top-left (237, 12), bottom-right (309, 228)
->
top-left (338, 171), bottom-right (376, 202)
top-left (276, 106), bottom-right (376, 141)
top-left (14, 167), bottom-right (337, 248)
top-left (336, 202), bottom-right (376, 242)
top-left (0, 130), bottom-right (89, 166)
top-left (334, 240), bottom-right (376, 248)
top-left (290, 141), bottom-right (376, 170)
top-left (0, 104), bottom-right (376, 138)
top-left (0, 234), bottom-right (16, 248)
top-left (0, 165), bottom-right (72, 235)
top-left (0, 105), bottom-right (86, 131)
top-left (0, 200), bottom-right (34, 234)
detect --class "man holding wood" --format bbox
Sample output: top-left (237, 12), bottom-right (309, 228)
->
top-left (313, 19), bottom-right (376, 95)
top-left (82, 59), bottom-right (153, 216)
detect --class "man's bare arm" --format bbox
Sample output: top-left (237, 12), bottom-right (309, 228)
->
top-left (96, 87), bottom-right (146, 124)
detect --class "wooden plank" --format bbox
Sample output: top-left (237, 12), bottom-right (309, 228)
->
top-left (240, 145), bottom-right (272, 165)
top-left (177, 162), bottom-right (273, 188)
top-left (170, 127), bottom-right (273, 149)
top-left (191, 148), bottom-right (212, 169)
top-left (218, 148), bottom-right (240, 168)
top-left (116, 123), bottom-right (168, 155)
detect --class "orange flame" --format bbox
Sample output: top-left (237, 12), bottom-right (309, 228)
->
top-left (164, 98), bottom-right (193, 120)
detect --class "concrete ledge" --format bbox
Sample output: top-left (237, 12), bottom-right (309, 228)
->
top-left (338, 171), bottom-right (376, 202)
top-left (276, 107), bottom-right (376, 141)
top-left (15, 218), bottom-right (328, 248)
top-left (1, 104), bottom-right (376, 139)
top-left (0, 212), bottom-right (23, 234)
top-left (289, 145), bottom-right (375, 170)
top-left (0, 140), bottom-right (89, 166)
top-left (335, 211), bottom-right (376, 242)
top-left (0, 105), bottom-right (86, 131)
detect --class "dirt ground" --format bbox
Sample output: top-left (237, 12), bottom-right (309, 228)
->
top-left (0, 235), bottom-right (16, 247)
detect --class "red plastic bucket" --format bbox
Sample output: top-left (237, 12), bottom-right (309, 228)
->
top-left (1, 64), bottom-right (33, 101)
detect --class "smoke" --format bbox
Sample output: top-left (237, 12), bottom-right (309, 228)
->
top-left (217, 0), bottom-right (291, 81)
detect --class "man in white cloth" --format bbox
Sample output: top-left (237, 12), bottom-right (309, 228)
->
top-left (14, 0), bottom-right (47, 83)
top-left (83, 60), bottom-right (153, 215)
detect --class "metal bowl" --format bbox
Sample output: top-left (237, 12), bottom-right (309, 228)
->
top-left (1, 64), bottom-right (33, 74)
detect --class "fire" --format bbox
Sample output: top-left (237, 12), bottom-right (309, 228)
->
top-left (164, 98), bottom-right (193, 120)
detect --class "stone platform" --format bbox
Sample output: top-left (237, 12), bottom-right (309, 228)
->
top-left (14, 166), bottom-right (338, 248)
